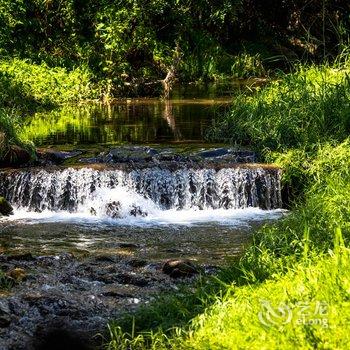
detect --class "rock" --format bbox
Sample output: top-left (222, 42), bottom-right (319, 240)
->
top-left (197, 148), bottom-right (229, 158)
top-left (0, 196), bottom-right (13, 216)
top-left (105, 147), bottom-right (153, 163)
top-left (0, 300), bottom-right (11, 328)
top-left (105, 201), bottom-right (121, 219)
top-left (162, 259), bottom-right (199, 278)
top-left (37, 150), bottom-right (83, 165)
top-left (145, 148), bottom-right (159, 156)
top-left (116, 243), bottom-right (139, 249)
top-left (129, 205), bottom-right (147, 217)
top-left (1, 145), bottom-right (32, 167)
top-left (6, 268), bottom-right (27, 282)
top-left (155, 153), bottom-right (188, 162)
top-left (127, 259), bottom-right (147, 268)
top-left (90, 207), bottom-right (97, 216)
top-left (6, 253), bottom-right (34, 261)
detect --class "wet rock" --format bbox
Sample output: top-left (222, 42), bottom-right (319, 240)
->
top-left (90, 207), bottom-right (97, 216)
top-left (162, 259), bottom-right (199, 278)
top-left (6, 253), bottom-right (35, 262)
top-left (197, 148), bottom-right (229, 158)
top-left (93, 255), bottom-right (117, 263)
top-left (37, 150), bottom-right (83, 165)
top-left (127, 259), bottom-right (147, 268)
top-left (116, 273), bottom-right (149, 287)
top-left (129, 205), bottom-right (147, 217)
top-left (33, 327), bottom-right (93, 350)
top-left (164, 248), bottom-right (182, 253)
top-left (155, 153), bottom-right (189, 162)
top-left (116, 243), bottom-right (139, 249)
top-left (0, 300), bottom-right (11, 328)
top-left (0, 196), bottom-right (13, 216)
top-left (146, 148), bottom-right (158, 156)
top-left (232, 150), bottom-right (257, 163)
top-left (105, 201), bottom-right (121, 219)
top-left (105, 147), bottom-right (153, 163)
top-left (1, 145), bottom-right (32, 167)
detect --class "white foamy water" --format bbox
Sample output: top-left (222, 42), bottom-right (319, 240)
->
top-left (3, 205), bottom-right (286, 228)
top-left (0, 166), bottom-right (284, 227)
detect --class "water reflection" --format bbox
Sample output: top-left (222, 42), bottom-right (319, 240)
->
top-left (22, 98), bottom-right (230, 146)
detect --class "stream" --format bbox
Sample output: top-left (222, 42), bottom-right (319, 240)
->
top-left (0, 83), bottom-right (284, 349)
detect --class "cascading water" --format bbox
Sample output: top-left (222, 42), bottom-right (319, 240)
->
top-left (0, 166), bottom-right (282, 222)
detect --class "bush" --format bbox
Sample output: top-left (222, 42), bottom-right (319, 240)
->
top-left (0, 58), bottom-right (98, 108)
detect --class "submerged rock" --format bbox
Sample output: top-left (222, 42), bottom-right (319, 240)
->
top-left (0, 196), bottom-right (13, 216)
top-left (162, 259), bottom-right (199, 278)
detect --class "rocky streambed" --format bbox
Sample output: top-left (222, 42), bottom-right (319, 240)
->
top-left (0, 251), bottom-right (208, 350)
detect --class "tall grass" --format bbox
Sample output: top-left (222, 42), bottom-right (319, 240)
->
top-left (105, 140), bottom-right (350, 350)
top-left (208, 60), bottom-right (350, 151)
top-left (0, 109), bottom-right (34, 160)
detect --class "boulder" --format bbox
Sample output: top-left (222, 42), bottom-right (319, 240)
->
top-left (37, 149), bottom-right (83, 165)
top-left (162, 259), bottom-right (199, 278)
top-left (0, 197), bottom-right (13, 216)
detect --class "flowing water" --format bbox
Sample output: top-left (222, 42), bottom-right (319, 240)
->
top-left (1, 83), bottom-right (284, 261)
top-left (0, 165), bottom-right (283, 261)
top-left (0, 84), bottom-right (286, 348)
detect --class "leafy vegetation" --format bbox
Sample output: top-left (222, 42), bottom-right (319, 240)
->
top-left (0, 0), bottom-right (348, 93)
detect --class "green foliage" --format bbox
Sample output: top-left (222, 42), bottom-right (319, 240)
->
top-left (230, 53), bottom-right (266, 78)
top-left (209, 61), bottom-right (350, 151)
top-left (2, 0), bottom-right (347, 91)
top-left (0, 109), bottom-right (34, 160)
top-left (0, 58), bottom-right (98, 108)
top-left (0, 269), bottom-right (13, 290)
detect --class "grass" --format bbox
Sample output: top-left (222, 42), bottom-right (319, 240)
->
top-left (0, 58), bottom-right (99, 109)
top-left (105, 58), bottom-right (350, 349)
top-left (208, 60), bottom-right (350, 152)
top-left (0, 108), bottom-right (34, 161)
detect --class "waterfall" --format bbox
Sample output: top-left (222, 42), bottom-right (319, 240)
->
top-left (0, 166), bottom-right (282, 219)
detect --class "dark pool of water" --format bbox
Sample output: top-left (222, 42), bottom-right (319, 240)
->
top-left (22, 84), bottom-right (234, 146)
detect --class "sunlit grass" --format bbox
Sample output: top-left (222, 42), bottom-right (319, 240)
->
top-left (208, 59), bottom-right (350, 151)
